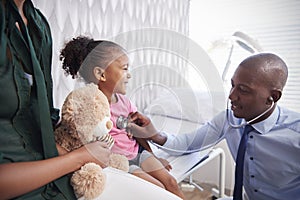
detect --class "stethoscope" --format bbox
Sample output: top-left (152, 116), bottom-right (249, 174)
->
top-left (116, 115), bottom-right (213, 153)
top-left (117, 97), bottom-right (275, 154)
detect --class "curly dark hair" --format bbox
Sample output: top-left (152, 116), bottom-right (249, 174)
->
top-left (60, 36), bottom-right (126, 81)
top-left (60, 36), bottom-right (97, 79)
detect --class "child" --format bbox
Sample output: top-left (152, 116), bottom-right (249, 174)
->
top-left (60, 36), bottom-right (185, 199)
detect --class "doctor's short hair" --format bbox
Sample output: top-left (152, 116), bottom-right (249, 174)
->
top-left (239, 53), bottom-right (288, 90)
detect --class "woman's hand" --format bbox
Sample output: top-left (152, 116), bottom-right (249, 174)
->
top-left (0, 141), bottom-right (111, 199)
top-left (73, 141), bottom-right (111, 168)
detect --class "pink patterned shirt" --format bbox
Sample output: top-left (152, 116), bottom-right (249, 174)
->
top-left (110, 93), bottom-right (138, 160)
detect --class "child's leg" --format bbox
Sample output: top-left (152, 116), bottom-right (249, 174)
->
top-left (140, 155), bottom-right (185, 199)
top-left (130, 165), bottom-right (165, 189)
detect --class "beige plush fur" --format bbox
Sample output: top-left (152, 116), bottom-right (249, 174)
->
top-left (55, 83), bottom-right (129, 200)
top-left (71, 163), bottom-right (106, 200)
top-left (109, 153), bottom-right (130, 172)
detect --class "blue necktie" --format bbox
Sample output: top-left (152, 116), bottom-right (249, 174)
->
top-left (233, 125), bottom-right (254, 200)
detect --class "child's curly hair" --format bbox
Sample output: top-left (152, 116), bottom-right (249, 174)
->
top-left (60, 36), bottom-right (126, 81)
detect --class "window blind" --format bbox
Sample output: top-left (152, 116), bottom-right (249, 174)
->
top-left (190, 0), bottom-right (300, 112)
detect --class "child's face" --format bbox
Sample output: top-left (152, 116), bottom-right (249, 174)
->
top-left (104, 54), bottom-right (130, 95)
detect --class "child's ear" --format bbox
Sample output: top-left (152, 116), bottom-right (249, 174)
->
top-left (94, 67), bottom-right (106, 81)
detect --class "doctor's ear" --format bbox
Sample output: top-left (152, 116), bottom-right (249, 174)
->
top-left (94, 67), bottom-right (106, 81)
top-left (268, 90), bottom-right (282, 103)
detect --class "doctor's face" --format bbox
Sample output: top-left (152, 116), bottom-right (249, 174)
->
top-left (228, 65), bottom-right (271, 122)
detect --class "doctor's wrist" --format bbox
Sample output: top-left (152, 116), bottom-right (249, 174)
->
top-left (150, 131), bottom-right (167, 146)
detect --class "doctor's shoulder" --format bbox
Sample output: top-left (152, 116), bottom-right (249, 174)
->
top-left (277, 106), bottom-right (300, 133)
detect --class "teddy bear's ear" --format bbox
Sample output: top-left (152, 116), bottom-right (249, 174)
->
top-left (94, 67), bottom-right (106, 81)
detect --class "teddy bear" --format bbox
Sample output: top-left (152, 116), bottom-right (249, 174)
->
top-left (54, 83), bottom-right (129, 200)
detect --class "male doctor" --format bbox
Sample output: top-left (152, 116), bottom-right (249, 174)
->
top-left (128, 53), bottom-right (300, 200)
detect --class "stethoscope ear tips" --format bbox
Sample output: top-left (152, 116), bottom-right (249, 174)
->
top-left (268, 96), bottom-right (274, 102)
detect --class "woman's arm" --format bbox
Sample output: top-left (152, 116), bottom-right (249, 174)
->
top-left (0, 141), bottom-right (110, 199)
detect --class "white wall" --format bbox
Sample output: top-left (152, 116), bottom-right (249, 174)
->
top-left (32, 0), bottom-right (190, 111)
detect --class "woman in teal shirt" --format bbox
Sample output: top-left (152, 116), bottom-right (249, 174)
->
top-left (0, 0), bottom-right (110, 199)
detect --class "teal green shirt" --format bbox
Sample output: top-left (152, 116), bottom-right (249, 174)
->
top-left (0, 0), bottom-right (75, 199)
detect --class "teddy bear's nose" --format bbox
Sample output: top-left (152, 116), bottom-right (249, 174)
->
top-left (106, 120), bottom-right (113, 131)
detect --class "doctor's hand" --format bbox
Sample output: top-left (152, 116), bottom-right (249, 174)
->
top-left (126, 112), bottom-right (158, 139)
top-left (126, 120), bottom-right (158, 140)
top-left (128, 112), bottom-right (150, 127)
top-left (127, 112), bottom-right (168, 145)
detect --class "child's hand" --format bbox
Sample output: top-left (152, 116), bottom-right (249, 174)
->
top-left (157, 157), bottom-right (172, 171)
